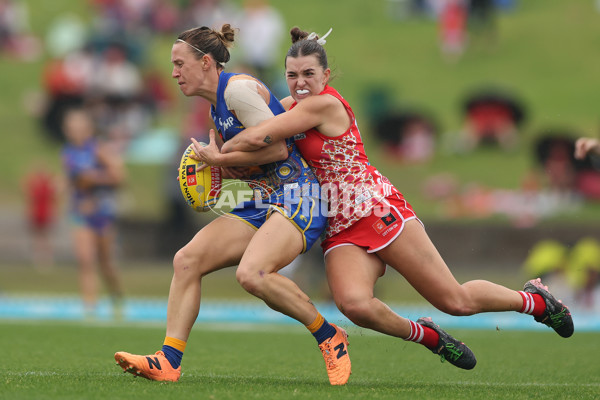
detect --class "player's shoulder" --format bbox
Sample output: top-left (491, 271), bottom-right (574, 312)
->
top-left (297, 92), bottom-right (342, 113)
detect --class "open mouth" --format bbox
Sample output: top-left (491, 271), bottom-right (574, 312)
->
top-left (296, 89), bottom-right (309, 95)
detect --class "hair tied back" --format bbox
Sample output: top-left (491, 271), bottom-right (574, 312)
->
top-left (307, 28), bottom-right (333, 45)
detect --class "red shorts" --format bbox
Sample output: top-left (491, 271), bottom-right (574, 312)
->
top-left (321, 193), bottom-right (421, 256)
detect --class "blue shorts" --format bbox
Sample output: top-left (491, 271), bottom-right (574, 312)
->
top-left (69, 210), bottom-right (115, 232)
top-left (227, 196), bottom-right (327, 253)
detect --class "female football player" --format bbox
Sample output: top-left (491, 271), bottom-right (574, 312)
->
top-left (62, 108), bottom-right (125, 317)
top-left (114, 24), bottom-right (351, 385)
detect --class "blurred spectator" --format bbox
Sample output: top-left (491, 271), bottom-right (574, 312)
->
top-left (89, 43), bottom-right (142, 99)
top-left (422, 171), bottom-right (582, 226)
top-left (438, 0), bottom-right (467, 63)
top-left (21, 163), bottom-right (59, 271)
top-left (45, 13), bottom-right (88, 58)
top-left (0, 0), bottom-right (40, 60)
top-left (40, 48), bottom-right (93, 142)
top-left (567, 237), bottom-right (600, 309)
top-left (374, 110), bottom-right (438, 163)
top-left (523, 237), bottom-right (600, 310)
top-left (522, 239), bottom-right (568, 282)
top-left (236, 0), bottom-right (285, 89)
top-left (534, 134), bottom-right (577, 193)
top-left (575, 137), bottom-right (600, 160)
top-left (534, 132), bottom-right (600, 201)
top-left (181, 0), bottom-right (239, 30)
top-left (140, 68), bottom-right (175, 114)
top-left (459, 88), bottom-right (526, 151)
top-left (150, 0), bottom-right (180, 34)
top-left (61, 107), bottom-right (125, 318)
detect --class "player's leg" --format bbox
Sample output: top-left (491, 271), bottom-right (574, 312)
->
top-left (235, 211), bottom-right (311, 322)
top-left (236, 210), bottom-right (351, 385)
top-left (379, 219), bottom-right (524, 315)
top-left (326, 244), bottom-right (476, 370)
top-left (96, 223), bottom-right (123, 302)
top-left (166, 215), bottom-right (255, 341)
top-left (115, 215), bottom-right (255, 382)
top-left (325, 245), bottom-right (408, 335)
top-left (378, 219), bottom-right (572, 337)
top-left (72, 225), bottom-right (98, 314)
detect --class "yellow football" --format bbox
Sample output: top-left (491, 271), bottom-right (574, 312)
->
top-left (178, 143), bottom-right (222, 212)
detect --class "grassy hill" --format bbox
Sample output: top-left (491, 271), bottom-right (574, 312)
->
top-left (1, 0), bottom-right (599, 221)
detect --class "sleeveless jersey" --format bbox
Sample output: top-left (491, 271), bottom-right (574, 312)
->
top-left (211, 72), bottom-right (320, 202)
top-left (62, 138), bottom-right (117, 229)
top-left (291, 85), bottom-right (400, 238)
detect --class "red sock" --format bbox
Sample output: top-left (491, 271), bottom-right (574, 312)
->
top-left (518, 291), bottom-right (546, 317)
top-left (405, 320), bottom-right (439, 349)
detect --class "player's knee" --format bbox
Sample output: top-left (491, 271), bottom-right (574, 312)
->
top-left (172, 247), bottom-right (207, 278)
top-left (235, 266), bottom-right (264, 295)
top-left (434, 296), bottom-right (476, 316)
top-left (336, 299), bottom-right (374, 327)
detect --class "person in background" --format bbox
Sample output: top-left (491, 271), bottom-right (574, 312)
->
top-left (22, 163), bottom-right (59, 271)
top-left (567, 237), bottom-right (600, 309)
top-left (61, 107), bottom-right (125, 317)
top-left (574, 137), bottom-right (600, 160)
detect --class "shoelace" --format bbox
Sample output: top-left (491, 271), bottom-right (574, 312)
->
top-left (439, 343), bottom-right (463, 363)
top-left (319, 341), bottom-right (336, 369)
top-left (549, 308), bottom-right (568, 328)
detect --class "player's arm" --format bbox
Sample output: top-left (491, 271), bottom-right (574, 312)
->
top-left (191, 129), bottom-right (287, 167)
top-left (203, 118), bottom-right (248, 179)
top-left (192, 78), bottom-right (289, 167)
top-left (76, 144), bottom-right (126, 189)
top-left (221, 94), bottom-right (336, 153)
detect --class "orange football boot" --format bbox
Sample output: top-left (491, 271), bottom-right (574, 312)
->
top-left (318, 324), bottom-right (351, 385)
top-left (114, 351), bottom-right (181, 382)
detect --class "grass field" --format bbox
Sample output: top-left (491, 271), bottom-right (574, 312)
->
top-left (2, 321), bottom-right (599, 400)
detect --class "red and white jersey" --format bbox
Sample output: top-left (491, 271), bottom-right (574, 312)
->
top-left (291, 85), bottom-right (401, 238)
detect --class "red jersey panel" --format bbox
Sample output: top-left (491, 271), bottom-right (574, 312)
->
top-left (291, 85), bottom-right (401, 238)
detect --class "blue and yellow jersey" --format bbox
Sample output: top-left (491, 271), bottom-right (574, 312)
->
top-left (61, 139), bottom-right (117, 230)
top-left (210, 72), bottom-right (320, 202)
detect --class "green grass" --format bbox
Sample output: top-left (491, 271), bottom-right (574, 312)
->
top-left (2, 321), bottom-right (599, 399)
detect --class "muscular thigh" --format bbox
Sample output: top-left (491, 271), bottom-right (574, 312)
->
top-left (180, 215), bottom-right (256, 273)
top-left (239, 212), bottom-right (304, 273)
top-left (325, 245), bottom-right (385, 305)
top-left (376, 219), bottom-right (462, 303)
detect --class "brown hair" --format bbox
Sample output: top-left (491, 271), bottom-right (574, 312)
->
top-left (177, 24), bottom-right (235, 67)
top-left (286, 27), bottom-right (329, 70)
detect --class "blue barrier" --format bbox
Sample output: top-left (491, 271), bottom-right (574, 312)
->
top-left (1, 295), bottom-right (598, 331)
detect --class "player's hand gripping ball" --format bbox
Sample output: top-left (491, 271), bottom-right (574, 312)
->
top-left (179, 143), bottom-right (222, 212)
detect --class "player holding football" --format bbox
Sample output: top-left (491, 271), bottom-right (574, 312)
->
top-left (114, 25), bottom-right (351, 385)
top-left (195, 27), bottom-right (575, 371)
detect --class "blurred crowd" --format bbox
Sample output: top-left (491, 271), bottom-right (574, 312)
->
top-left (523, 237), bottom-right (600, 310)
top-left (369, 0), bottom-right (600, 227)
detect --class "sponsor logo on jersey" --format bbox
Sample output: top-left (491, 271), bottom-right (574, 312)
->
top-left (372, 212), bottom-right (398, 235)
